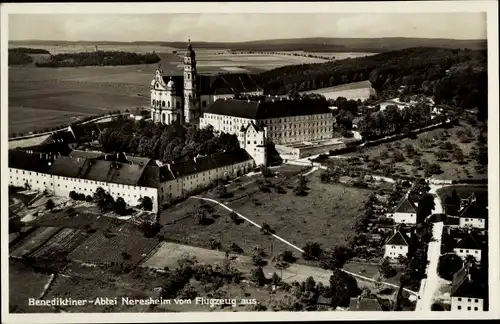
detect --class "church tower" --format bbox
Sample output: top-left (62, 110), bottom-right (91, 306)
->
top-left (183, 38), bottom-right (200, 125)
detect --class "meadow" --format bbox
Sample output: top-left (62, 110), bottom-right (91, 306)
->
top-left (300, 80), bottom-right (376, 101)
top-left (8, 43), bottom-right (377, 135)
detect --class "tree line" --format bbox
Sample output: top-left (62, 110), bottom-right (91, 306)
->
top-left (35, 51), bottom-right (160, 67)
top-left (257, 47), bottom-right (487, 120)
top-left (98, 116), bottom-right (240, 163)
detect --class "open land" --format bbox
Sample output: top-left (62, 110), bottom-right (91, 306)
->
top-left (158, 165), bottom-right (371, 260)
top-left (301, 80), bottom-right (376, 101)
top-left (339, 123), bottom-right (487, 181)
top-left (8, 43), bottom-right (377, 135)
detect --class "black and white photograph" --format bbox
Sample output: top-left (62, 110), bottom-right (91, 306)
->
top-left (1, 1), bottom-right (498, 323)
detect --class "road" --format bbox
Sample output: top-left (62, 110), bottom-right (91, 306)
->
top-left (415, 183), bottom-right (446, 311)
top-left (189, 196), bottom-right (418, 295)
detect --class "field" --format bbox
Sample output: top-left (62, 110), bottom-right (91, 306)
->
top-left (10, 227), bottom-right (61, 258)
top-left (301, 80), bottom-right (376, 101)
top-left (343, 124), bottom-right (487, 181)
top-left (159, 166), bottom-right (371, 259)
top-left (68, 231), bottom-right (160, 267)
top-left (8, 42), bottom-right (377, 135)
top-left (30, 228), bottom-right (91, 260)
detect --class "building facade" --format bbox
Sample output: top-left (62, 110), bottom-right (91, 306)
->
top-left (9, 148), bottom-right (254, 213)
top-left (450, 265), bottom-right (486, 311)
top-left (384, 230), bottom-right (410, 259)
top-left (386, 196), bottom-right (418, 225)
top-left (150, 40), bottom-right (263, 126)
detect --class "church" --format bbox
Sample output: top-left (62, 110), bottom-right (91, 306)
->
top-left (150, 40), bottom-right (264, 125)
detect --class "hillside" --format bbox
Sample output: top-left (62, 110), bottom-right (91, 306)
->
top-left (8, 47), bottom-right (51, 65)
top-left (256, 47), bottom-right (487, 120)
top-left (10, 37), bottom-right (487, 53)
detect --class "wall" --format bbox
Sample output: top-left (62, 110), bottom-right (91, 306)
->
top-left (9, 168), bottom-right (54, 192)
top-left (453, 248), bottom-right (482, 262)
top-left (384, 244), bottom-right (408, 259)
top-left (263, 113), bottom-right (334, 145)
top-left (451, 297), bottom-right (484, 311)
top-left (200, 113), bottom-right (254, 135)
top-left (387, 212), bottom-right (417, 225)
top-left (459, 218), bottom-right (486, 229)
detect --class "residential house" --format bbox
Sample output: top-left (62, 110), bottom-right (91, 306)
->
top-left (453, 234), bottom-right (483, 263)
top-left (384, 230), bottom-right (411, 259)
top-left (450, 265), bottom-right (487, 311)
top-left (386, 196), bottom-right (418, 225)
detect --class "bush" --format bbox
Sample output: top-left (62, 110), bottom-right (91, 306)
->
top-left (230, 243), bottom-right (244, 254)
top-left (261, 166), bottom-right (274, 178)
top-left (279, 250), bottom-right (297, 263)
top-left (250, 266), bottom-right (267, 286)
top-left (45, 199), bottom-right (55, 210)
top-left (302, 242), bottom-right (322, 260)
top-left (438, 253), bottom-right (463, 281)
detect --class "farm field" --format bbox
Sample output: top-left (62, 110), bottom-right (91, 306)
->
top-left (301, 80), bottom-right (376, 101)
top-left (159, 167), bottom-right (370, 259)
top-left (30, 228), bottom-right (91, 260)
top-left (68, 231), bottom-right (160, 267)
top-left (341, 124), bottom-right (488, 181)
top-left (10, 227), bottom-right (61, 258)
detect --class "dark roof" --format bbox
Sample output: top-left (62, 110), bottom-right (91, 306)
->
top-left (70, 124), bottom-right (100, 142)
top-left (456, 234), bottom-right (481, 250)
top-left (349, 298), bottom-right (383, 311)
top-left (48, 156), bottom-right (91, 178)
top-left (205, 98), bottom-right (332, 120)
top-left (459, 201), bottom-right (488, 219)
top-left (386, 231), bottom-right (410, 246)
top-left (393, 196), bottom-right (417, 213)
top-left (451, 266), bottom-right (486, 298)
top-left (444, 216), bottom-right (460, 226)
top-left (161, 73), bottom-right (262, 97)
top-left (8, 150), bottom-right (55, 173)
top-left (169, 149), bottom-right (253, 178)
top-left (41, 131), bottom-right (76, 145)
top-left (241, 121), bottom-right (265, 133)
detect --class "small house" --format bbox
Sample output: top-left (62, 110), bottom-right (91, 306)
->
top-left (450, 265), bottom-right (486, 311)
top-left (384, 230), bottom-right (410, 259)
top-left (386, 196), bottom-right (418, 225)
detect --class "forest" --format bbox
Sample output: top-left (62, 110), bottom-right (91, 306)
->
top-left (257, 47), bottom-right (488, 121)
top-left (35, 50), bottom-right (160, 67)
top-left (98, 116), bottom-right (240, 163)
top-left (8, 47), bottom-right (50, 65)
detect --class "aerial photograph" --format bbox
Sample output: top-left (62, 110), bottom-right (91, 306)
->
top-left (3, 3), bottom-right (493, 319)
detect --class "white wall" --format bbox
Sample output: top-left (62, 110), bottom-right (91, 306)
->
top-left (459, 217), bottom-right (486, 229)
top-left (387, 212), bottom-right (417, 225)
top-left (384, 244), bottom-right (408, 259)
top-left (451, 297), bottom-right (484, 311)
top-left (453, 248), bottom-right (482, 263)
top-left (263, 113), bottom-right (334, 144)
top-left (200, 113), bottom-right (254, 135)
top-left (9, 168), bottom-right (53, 192)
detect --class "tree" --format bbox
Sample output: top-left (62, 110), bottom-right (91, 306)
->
top-left (261, 166), bottom-right (274, 178)
top-left (417, 193), bottom-right (436, 222)
top-left (274, 257), bottom-right (290, 280)
top-left (294, 175), bottom-right (308, 196)
top-left (305, 276), bottom-right (316, 292)
top-left (379, 257), bottom-right (397, 279)
top-left (137, 196), bottom-right (153, 211)
top-left (303, 242), bottom-right (322, 260)
top-left (328, 268), bottom-right (361, 308)
top-left (252, 246), bottom-right (268, 267)
top-left (250, 266), bottom-right (267, 286)
top-left (279, 250), bottom-right (297, 263)
top-left (45, 199), bottom-right (55, 210)
top-left (114, 197), bottom-right (127, 215)
top-left (437, 253), bottom-right (463, 281)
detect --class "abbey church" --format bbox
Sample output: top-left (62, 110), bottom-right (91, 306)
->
top-left (150, 40), bottom-right (264, 125)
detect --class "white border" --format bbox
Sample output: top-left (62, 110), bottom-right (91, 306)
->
top-left (1, 1), bottom-right (499, 323)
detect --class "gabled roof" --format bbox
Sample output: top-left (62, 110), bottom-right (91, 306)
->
top-left (456, 234), bottom-right (482, 250)
top-left (459, 200), bottom-right (488, 220)
top-left (69, 150), bottom-right (105, 159)
top-left (393, 196), bottom-right (418, 214)
top-left (349, 298), bottom-right (383, 311)
top-left (451, 266), bottom-right (486, 299)
top-left (41, 131), bottom-right (76, 145)
top-left (205, 98), bottom-right (331, 120)
top-left (386, 231), bottom-right (410, 246)
top-left (240, 121), bottom-right (265, 133)
top-left (8, 150), bottom-right (55, 173)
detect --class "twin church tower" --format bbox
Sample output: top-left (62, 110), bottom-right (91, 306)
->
top-left (150, 39), bottom-right (201, 125)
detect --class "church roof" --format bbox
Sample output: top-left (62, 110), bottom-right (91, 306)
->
top-left (205, 98), bottom-right (331, 120)
top-left (160, 73), bottom-right (262, 97)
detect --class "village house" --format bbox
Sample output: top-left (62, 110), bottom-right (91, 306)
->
top-left (453, 233), bottom-right (483, 263)
top-left (450, 265), bottom-right (487, 311)
top-left (384, 229), bottom-right (411, 259)
top-left (386, 196), bottom-right (418, 225)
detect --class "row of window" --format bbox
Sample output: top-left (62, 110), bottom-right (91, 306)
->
top-left (463, 218), bottom-right (483, 222)
top-left (456, 306), bottom-right (480, 311)
top-left (458, 249), bottom-right (479, 254)
top-left (457, 298), bottom-right (480, 303)
top-left (268, 122), bottom-right (330, 130)
top-left (269, 128), bottom-right (332, 136)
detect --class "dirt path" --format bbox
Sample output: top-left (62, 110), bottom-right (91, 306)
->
top-left (416, 184), bottom-right (447, 311)
top-left (188, 196), bottom-right (417, 295)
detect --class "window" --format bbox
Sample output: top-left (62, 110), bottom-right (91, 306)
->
top-left (467, 307), bottom-right (471, 311)
top-left (458, 306), bottom-right (461, 310)
top-left (458, 298), bottom-right (462, 301)
top-left (475, 251), bottom-right (478, 254)
top-left (468, 299), bottom-right (471, 302)
top-left (460, 249), bottom-right (463, 252)
top-left (474, 307), bottom-right (478, 311)
top-left (475, 299), bottom-right (479, 303)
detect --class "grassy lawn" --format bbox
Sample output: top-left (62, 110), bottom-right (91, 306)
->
top-left (343, 261), bottom-right (405, 286)
top-left (343, 123), bottom-right (487, 181)
top-left (159, 167), bottom-right (371, 260)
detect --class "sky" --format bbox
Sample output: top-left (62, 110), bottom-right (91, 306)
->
top-left (9, 13), bottom-right (487, 42)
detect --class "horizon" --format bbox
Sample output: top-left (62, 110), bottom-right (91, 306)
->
top-left (8, 13), bottom-right (486, 42)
